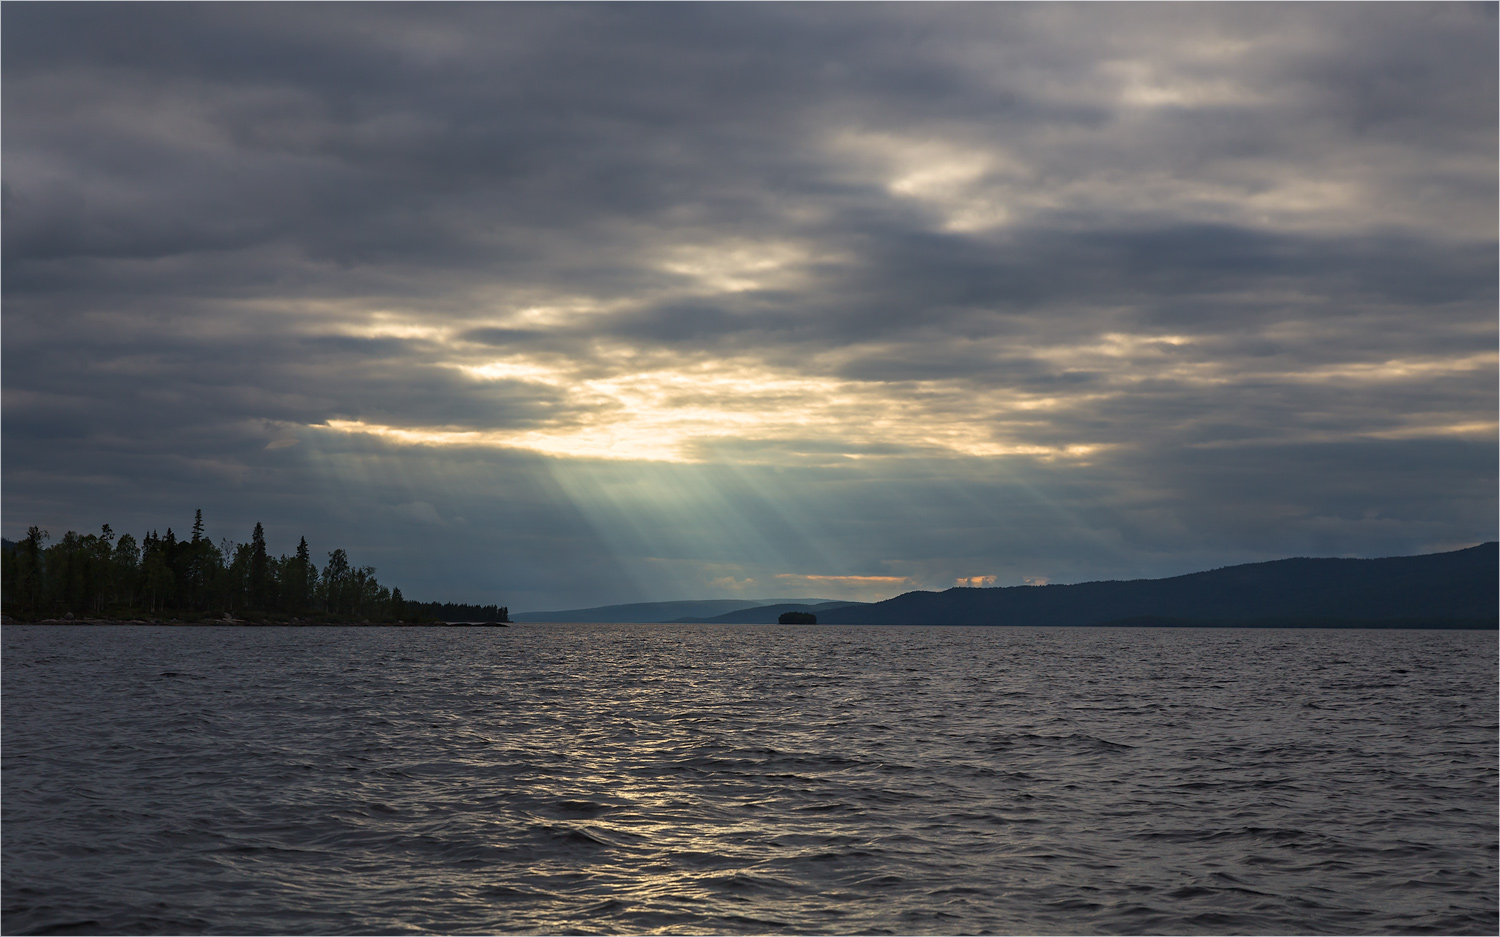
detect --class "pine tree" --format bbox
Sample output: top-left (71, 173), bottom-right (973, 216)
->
top-left (186, 510), bottom-right (207, 609)
top-left (248, 522), bottom-right (269, 611)
top-left (289, 536), bottom-right (312, 612)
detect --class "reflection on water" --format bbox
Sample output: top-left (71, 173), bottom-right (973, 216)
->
top-left (3, 623), bottom-right (1496, 935)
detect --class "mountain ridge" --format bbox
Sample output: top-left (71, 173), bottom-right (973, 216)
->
top-left (512, 598), bottom-right (853, 623)
top-left (668, 600), bottom-right (866, 624)
top-left (818, 542), bottom-right (1497, 627)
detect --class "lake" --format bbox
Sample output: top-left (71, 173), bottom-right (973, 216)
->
top-left (3, 623), bottom-right (1495, 934)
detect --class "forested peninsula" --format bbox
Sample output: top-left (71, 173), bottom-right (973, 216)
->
top-left (0, 511), bottom-right (507, 625)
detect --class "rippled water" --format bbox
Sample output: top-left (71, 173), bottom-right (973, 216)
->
top-left (3, 623), bottom-right (1496, 935)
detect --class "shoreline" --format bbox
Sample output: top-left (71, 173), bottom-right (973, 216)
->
top-left (2, 616), bottom-right (509, 627)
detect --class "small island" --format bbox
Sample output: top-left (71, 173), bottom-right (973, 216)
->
top-left (778, 611), bottom-right (817, 624)
top-left (0, 511), bottom-right (508, 626)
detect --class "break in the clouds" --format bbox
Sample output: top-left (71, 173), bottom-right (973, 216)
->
top-left (4, 3), bottom-right (1495, 611)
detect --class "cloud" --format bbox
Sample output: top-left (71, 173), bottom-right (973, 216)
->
top-left (956, 576), bottom-right (997, 589)
top-left (2, 4), bottom-right (1494, 609)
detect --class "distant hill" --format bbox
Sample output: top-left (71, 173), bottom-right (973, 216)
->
top-left (511, 598), bottom-right (850, 623)
top-left (669, 600), bottom-right (868, 624)
top-left (818, 543), bottom-right (1498, 628)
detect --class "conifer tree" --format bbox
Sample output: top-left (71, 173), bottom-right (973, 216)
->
top-left (186, 509), bottom-right (207, 607)
top-left (248, 522), bottom-right (269, 611)
top-left (8, 527), bottom-right (48, 615)
top-left (141, 530), bottom-right (173, 613)
top-left (288, 536), bottom-right (312, 612)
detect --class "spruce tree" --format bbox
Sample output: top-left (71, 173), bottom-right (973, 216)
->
top-left (187, 510), bottom-right (206, 609)
top-left (291, 537), bottom-right (312, 612)
top-left (248, 522), bottom-right (269, 612)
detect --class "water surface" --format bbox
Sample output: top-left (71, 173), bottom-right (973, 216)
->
top-left (3, 624), bottom-right (1495, 934)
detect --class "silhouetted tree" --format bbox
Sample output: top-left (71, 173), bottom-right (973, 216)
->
top-left (3, 527), bottom-right (49, 616)
top-left (141, 530), bottom-right (174, 613)
top-left (162, 528), bottom-right (185, 610)
top-left (226, 541), bottom-right (252, 614)
top-left (284, 536), bottom-right (313, 612)
top-left (322, 549), bottom-right (351, 614)
top-left (248, 522), bottom-right (270, 611)
top-left (185, 509), bottom-right (211, 608)
top-left (112, 533), bottom-right (139, 607)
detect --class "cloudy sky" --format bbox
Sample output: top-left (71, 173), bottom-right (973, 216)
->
top-left (4, 3), bottom-right (1495, 611)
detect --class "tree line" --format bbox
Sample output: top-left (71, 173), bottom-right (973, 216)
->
top-left (0, 510), bottom-right (507, 623)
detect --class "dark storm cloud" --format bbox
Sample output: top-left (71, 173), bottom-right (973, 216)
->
top-left (4, 3), bottom-right (1494, 607)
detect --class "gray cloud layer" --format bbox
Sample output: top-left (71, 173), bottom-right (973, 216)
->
top-left (4, 3), bottom-right (1495, 609)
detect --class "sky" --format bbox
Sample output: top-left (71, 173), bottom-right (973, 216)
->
top-left (3, 3), bottom-right (1496, 612)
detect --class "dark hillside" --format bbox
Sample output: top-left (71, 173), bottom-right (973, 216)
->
top-left (511, 598), bottom-right (850, 623)
top-left (671, 601), bottom-right (866, 624)
top-left (820, 542), bottom-right (1497, 627)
